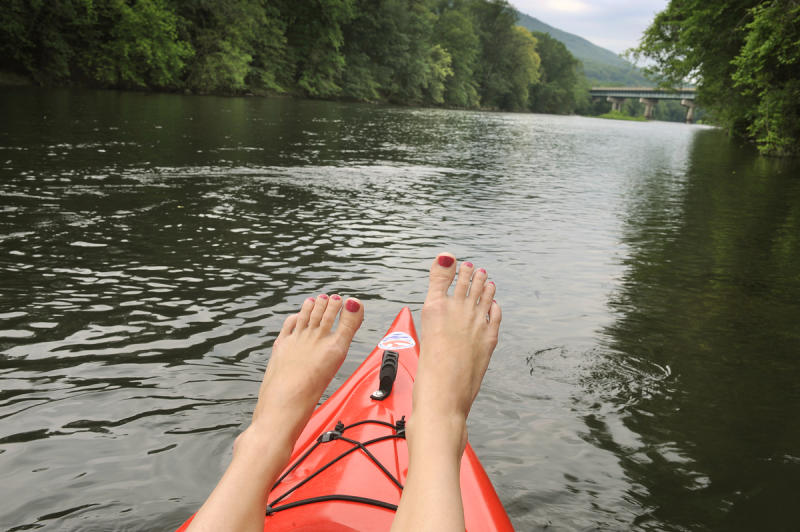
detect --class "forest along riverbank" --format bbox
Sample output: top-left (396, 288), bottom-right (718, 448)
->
top-left (1, 88), bottom-right (799, 531)
top-left (0, 1), bottom-right (614, 117)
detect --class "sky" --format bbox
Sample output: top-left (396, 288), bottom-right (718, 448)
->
top-left (510, 0), bottom-right (669, 55)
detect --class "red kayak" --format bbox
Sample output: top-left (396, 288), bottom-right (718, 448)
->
top-left (178, 307), bottom-right (513, 531)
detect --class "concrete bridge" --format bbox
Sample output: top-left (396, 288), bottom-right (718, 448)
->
top-left (590, 87), bottom-right (698, 123)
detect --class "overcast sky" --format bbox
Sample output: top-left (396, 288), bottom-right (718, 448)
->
top-left (510, 0), bottom-right (669, 55)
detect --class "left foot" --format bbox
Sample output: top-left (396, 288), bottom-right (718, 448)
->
top-left (241, 294), bottom-right (364, 453)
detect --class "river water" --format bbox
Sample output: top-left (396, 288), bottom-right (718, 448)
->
top-left (1, 88), bottom-right (798, 531)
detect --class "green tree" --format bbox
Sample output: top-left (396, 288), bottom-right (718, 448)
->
top-left (375, 0), bottom-right (447, 104)
top-left (433, 4), bottom-right (480, 107)
top-left (0, 0), bottom-right (95, 84)
top-left (632, 0), bottom-right (800, 156)
top-left (0, 0), bottom-right (191, 89)
top-left (2, 0), bottom-right (581, 111)
top-left (337, 0), bottom-right (384, 100)
top-left (81, 0), bottom-right (191, 89)
top-left (423, 43), bottom-right (454, 104)
top-left (471, 0), bottom-right (540, 110)
top-left (528, 31), bottom-right (583, 114)
top-left (339, 0), bottom-right (453, 105)
top-left (505, 26), bottom-right (540, 110)
top-left (280, 0), bottom-right (355, 98)
top-left (731, 1), bottom-right (800, 156)
top-left (174, 0), bottom-right (289, 94)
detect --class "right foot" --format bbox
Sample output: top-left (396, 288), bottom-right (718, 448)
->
top-left (410, 253), bottom-right (502, 453)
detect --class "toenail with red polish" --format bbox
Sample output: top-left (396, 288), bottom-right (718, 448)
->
top-left (345, 300), bottom-right (360, 312)
top-left (488, 281), bottom-right (495, 286)
top-left (464, 262), bottom-right (474, 268)
top-left (478, 268), bottom-right (487, 274)
top-left (307, 297), bottom-right (315, 302)
top-left (319, 294), bottom-right (329, 300)
top-left (331, 294), bottom-right (341, 301)
top-left (438, 255), bottom-right (455, 267)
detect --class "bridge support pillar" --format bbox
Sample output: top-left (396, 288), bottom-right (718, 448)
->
top-left (681, 99), bottom-right (697, 124)
top-left (606, 96), bottom-right (625, 112)
top-left (639, 98), bottom-right (658, 119)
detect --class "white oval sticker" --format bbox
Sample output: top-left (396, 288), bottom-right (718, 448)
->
top-left (378, 331), bottom-right (416, 350)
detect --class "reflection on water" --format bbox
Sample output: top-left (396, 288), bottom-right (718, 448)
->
top-left (599, 132), bottom-right (800, 531)
top-left (1, 88), bottom-right (798, 531)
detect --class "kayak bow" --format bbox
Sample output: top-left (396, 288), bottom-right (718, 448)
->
top-left (177, 307), bottom-right (513, 531)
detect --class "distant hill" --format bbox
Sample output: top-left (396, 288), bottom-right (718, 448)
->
top-left (515, 10), bottom-right (651, 87)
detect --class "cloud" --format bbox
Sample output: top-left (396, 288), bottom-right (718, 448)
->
top-left (536, 0), bottom-right (596, 15)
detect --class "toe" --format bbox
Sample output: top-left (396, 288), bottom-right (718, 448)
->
top-left (477, 280), bottom-right (496, 315)
top-left (277, 313), bottom-right (298, 340)
top-left (454, 261), bottom-right (474, 299)
top-left (488, 300), bottom-right (502, 342)
top-left (427, 253), bottom-right (457, 301)
top-left (468, 267), bottom-right (488, 303)
top-left (295, 297), bottom-right (316, 330)
top-left (308, 294), bottom-right (329, 328)
top-left (320, 294), bottom-right (343, 331)
top-left (334, 297), bottom-right (364, 346)
top-left (489, 301), bottom-right (503, 337)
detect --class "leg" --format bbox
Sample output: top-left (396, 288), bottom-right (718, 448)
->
top-left (392, 253), bottom-right (502, 532)
top-left (187, 294), bottom-right (364, 532)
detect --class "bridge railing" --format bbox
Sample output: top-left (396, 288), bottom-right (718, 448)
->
top-left (589, 87), bottom-right (696, 100)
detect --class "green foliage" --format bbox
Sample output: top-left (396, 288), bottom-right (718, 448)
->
top-left (597, 110), bottom-right (647, 122)
top-left (731, 1), bottom-right (800, 156)
top-left (653, 99), bottom-right (691, 122)
top-left (175, 0), bottom-right (290, 94)
top-left (338, 0), bottom-right (451, 104)
top-left (280, 0), bottom-right (355, 98)
top-left (433, 6), bottom-right (480, 107)
top-left (0, 0), bottom-right (190, 88)
top-left (375, 0), bottom-right (446, 103)
top-left (0, 0), bottom-right (95, 84)
top-left (424, 43), bottom-right (454, 104)
top-left (2, 0), bottom-right (602, 114)
top-left (528, 31), bottom-right (582, 114)
top-left (633, 0), bottom-right (800, 156)
top-left (336, 0), bottom-right (538, 109)
top-left (505, 26), bottom-right (541, 110)
top-left (82, 0), bottom-right (191, 89)
top-left (471, 0), bottom-right (540, 110)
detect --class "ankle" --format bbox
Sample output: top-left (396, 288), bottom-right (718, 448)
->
top-left (407, 410), bottom-right (468, 457)
top-left (234, 424), bottom-right (294, 469)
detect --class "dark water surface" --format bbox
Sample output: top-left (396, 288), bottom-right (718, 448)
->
top-left (1, 88), bottom-right (799, 531)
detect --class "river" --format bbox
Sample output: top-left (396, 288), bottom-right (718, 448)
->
top-left (1, 88), bottom-right (798, 531)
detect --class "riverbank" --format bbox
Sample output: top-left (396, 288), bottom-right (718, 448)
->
top-left (0, 70), bottom-right (32, 86)
top-left (596, 110), bottom-right (648, 122)
top-left (0, 81), bottom-right (580, 117)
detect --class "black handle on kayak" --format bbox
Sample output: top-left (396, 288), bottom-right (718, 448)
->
top-left (370, 350), bottom-right (399, 401)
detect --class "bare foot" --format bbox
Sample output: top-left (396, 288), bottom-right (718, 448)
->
top-left (412, 253), bottom-right (502, 451)
top-left (391, 253), bottom-right (501, 532)
top-left (186, 295), bottom-right (363, 532)
top-left (243, 294), bottom-right (364, 453)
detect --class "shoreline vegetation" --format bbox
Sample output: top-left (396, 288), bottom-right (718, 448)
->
top-left (596, 111), bottom-right (647, 122)
top-left (0, 0), bottom-right (691, 122)
top-left (0, 70), bottom-right (32, 86)
top-left (2, 1), bottom-right (796, 154)
top-left (0, 0), bottom-right (592, 115)
top-left (632, 0), bottom-right (800, 156)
